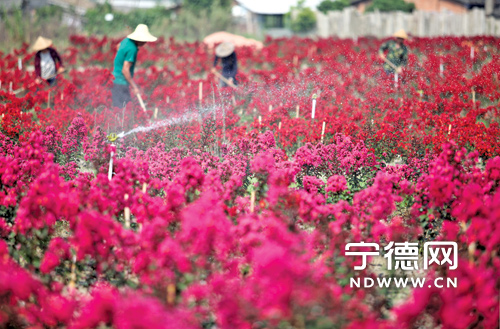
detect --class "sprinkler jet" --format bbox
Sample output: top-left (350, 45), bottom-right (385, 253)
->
top-left (107, 132), bottom-right (125, 142)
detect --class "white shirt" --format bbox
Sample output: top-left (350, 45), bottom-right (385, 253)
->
top-left (40, 51), bottom-right (56, 80)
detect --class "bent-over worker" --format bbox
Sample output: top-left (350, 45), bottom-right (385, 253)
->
top-left (212, 42), bottom-right (238, 88)
top-left (379, 29), bottom-right (408, 75)
top-left (111, 24), bottom-right (157, 108)
top-left (32, 36), bottom-right (65, 86)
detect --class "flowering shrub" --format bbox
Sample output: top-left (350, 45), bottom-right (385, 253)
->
top-left (0, 36), bottom-right (498, 328)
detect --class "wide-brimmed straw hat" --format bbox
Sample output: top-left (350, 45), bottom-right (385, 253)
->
top-left (393, 29), bottom-right (408, 40)
top-left (32, 36), bottom-right (53, 52)
top-left (127, 24), bottom-right (157, 42)
top-left (215, 42), bottom-right (235, 57)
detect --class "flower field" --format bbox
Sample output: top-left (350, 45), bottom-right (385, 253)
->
top-left (0, 35), bottom-right (499, 328)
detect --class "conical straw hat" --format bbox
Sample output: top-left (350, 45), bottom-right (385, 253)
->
top-left (127, 24), bottom-right (157, 42)
top-left (393, 29), bottom-right (408, 39)
top-left (32, 36), bottom-right (53, 52)
top-left (215, 42), bottom-right (235, 57)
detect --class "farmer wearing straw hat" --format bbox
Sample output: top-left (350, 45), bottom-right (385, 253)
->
top-left (111, 24), bottom-right (157, 108)
top-left (32, 36), bottom-right (65, 86)
top-left (379, 29), bottom-right (409, 74)
top-left (211, 42), bottom-right (238, 88)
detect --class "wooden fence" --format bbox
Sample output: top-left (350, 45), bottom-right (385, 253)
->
top-left (316, 7), bottom-right (500, 38)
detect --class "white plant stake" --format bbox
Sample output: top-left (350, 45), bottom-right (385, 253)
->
top-left (311, 94), bottom-right (317, 119)
top-left (321, 121), bottom-right (326, 143)
top-left (199, 82), bottom-right (203, 104)
top-left (296, 105), bottom-right (300, 118)
top-left (394, 73), bottom-right (399, 88)
top-left (470, 46), bottom-right (474, 60)
top-left (108, 148), bottom-right (114, 180)
top-left (440, 60), bottom-right (444, 77)
top-left (9, 82), bottom-right (12, 93)
top-left (18, 58), bottom-right (22, 70)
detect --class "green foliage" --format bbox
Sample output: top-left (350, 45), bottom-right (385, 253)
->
top-left (317, 0), bottom-right (350, 14)
top-left (183, 0), bottom-right (231, 13)
top-left (84, 4), bottom-right (171, 35)
top-left (366, 0), bottom-right (415, 13)
top-left (290, 7), bottom-right (317, 33)
top-left (83, 1), bottom-right (234, 40)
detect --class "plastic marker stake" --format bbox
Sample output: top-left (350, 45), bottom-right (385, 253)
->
top-left (199, 82), bottom-right (203, 104)
top-left (311, 94), bottom-right (317, 119)
top-left (18, 58), bottom-right (22, 70)
top-left (321, 121), bottom-right (326, 143)
top-left (108, 150), bottom-right (114, 180)
top-left (440, 60), bottom-right (444, 77)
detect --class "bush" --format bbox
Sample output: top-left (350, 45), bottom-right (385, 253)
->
top-left (183, 0), bottom-right (231, 13)
top-left (366, 0), bottom-right (415, 13)
top-left (317, 0), bottom-right (350, 14)
top-left (291, 7), bottom-right (317, 33)
top-left (84, 4), bottom-right (171, 35)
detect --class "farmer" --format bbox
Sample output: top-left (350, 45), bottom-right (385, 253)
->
top-left (212, 42), bottom-right (238, 88)
top-left (378, 29), bottom-right (408, 75)
top-left (32, 36), bottom-right (65, 86)
top-left (111, 24), bottom-right (157, 108)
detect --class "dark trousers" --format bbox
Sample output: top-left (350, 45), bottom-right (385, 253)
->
top-left (112, 84), bottom-right (131, 108)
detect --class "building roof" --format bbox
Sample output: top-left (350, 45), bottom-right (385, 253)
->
top-left (236, 0), bottom-right (323, 15)
top-left (351, 0), bottom-right (500, 6)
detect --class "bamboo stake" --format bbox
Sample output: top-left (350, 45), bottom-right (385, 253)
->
top-left (258, 115), bottom-right (262, 126)
top-left (472, 88), bottom-right (476, 107)
top-left (198, 81), bottom-right (203, 104)
top-left (223, 106), bottom-right (226, 143)
top-left (278, 121), bottom-right (282, 130)
top-left (136, 93), bottom-right (147, 112)
top-left (468, 242), bottom-right (476, 264)
top-left (296, 105), bottom-right (300, 118)
top-left (142, 182), bottom-right (147, 193)
top-left (250, 190), bottom-right (256, 213)
top-left (69, 254), bottom-right (76, 291)
top-left (232, 95), bottom-right (236, 106)
top-left (154, 107), bottom-right (158, 119)
top-left (9, 82), bottom-right (12, 93)
top-left (166, 96), bottom-right (170, 103)
top-left (167, 283), bottom-right (176, 305)
top-left (124, 194), bottom-right (130, 229)
top-left (269, 105), bottom-right (272, 112)
top-left (48, 91), bottom-right (51, 107)
top-left (321, 121), bottom-right (326, 143)
top-left (448, 124), bottom-right (452, 135)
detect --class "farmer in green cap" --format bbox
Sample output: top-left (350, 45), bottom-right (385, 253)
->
top-left (111, 24), bottom-right (157, 108)
top-left (379, 29), bottom-right (409, 75)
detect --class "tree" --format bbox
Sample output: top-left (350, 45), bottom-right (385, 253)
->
top-left (291, 7), bottom-right (317, 33)
top-left (183, 0), bottom-right (231, 13)
top-left (317, 0), bottom-right (350, 14)
top-left (366, 0), bottom-right (415, 13)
